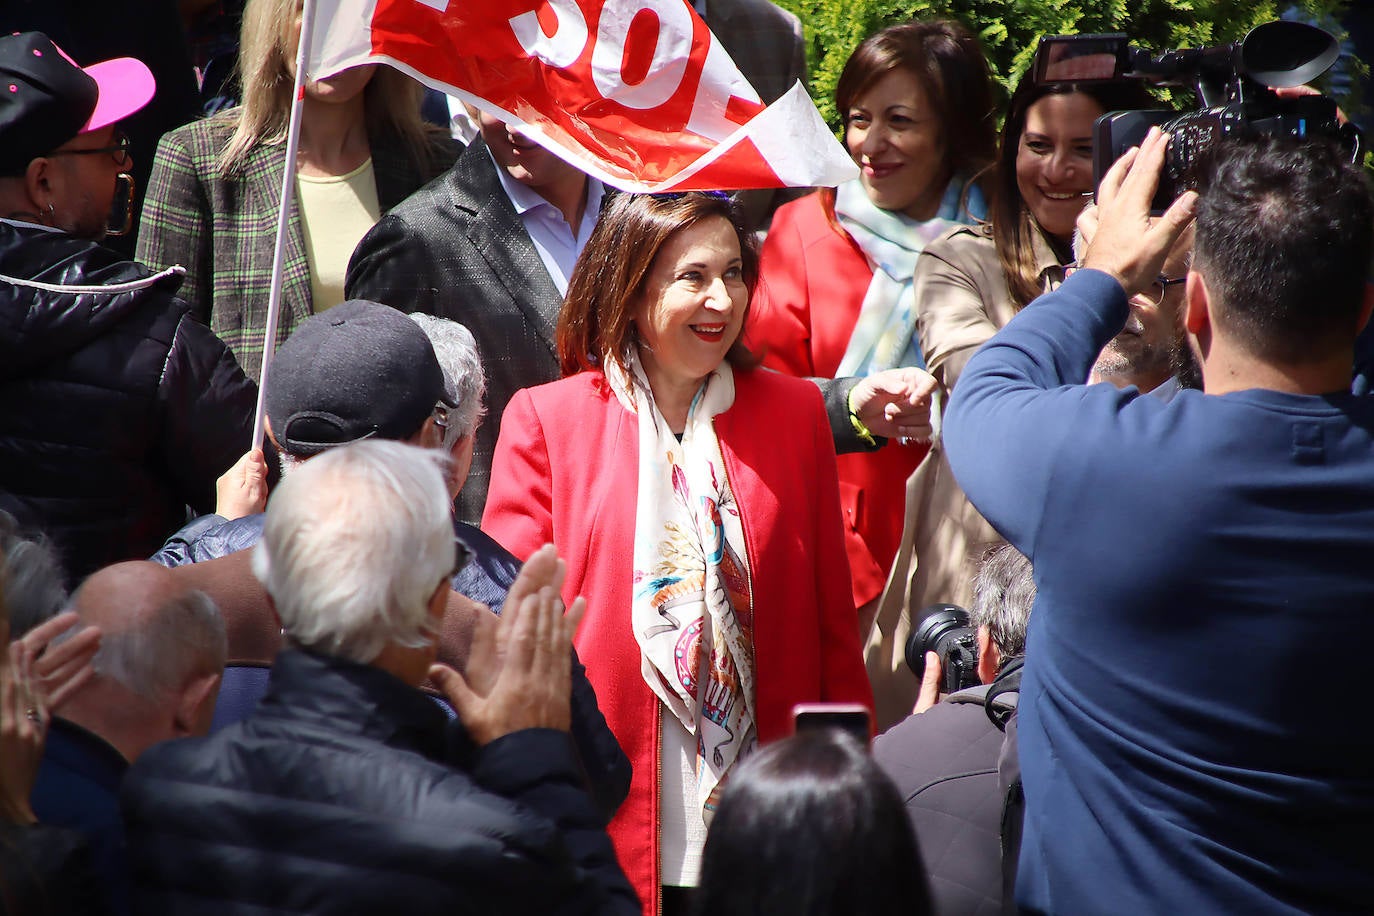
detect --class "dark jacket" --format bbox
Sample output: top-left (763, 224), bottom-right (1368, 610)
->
top-left (873, 684), bottom-right (1018, 916)
top-left (0, 821), bottom-right (107, 916)
top-left (31, 719), bottom-right (131, 916)
top-left (345, 139), bottom-right (568, 524)
top-left (0, 219), bottom-right (257, 585)
top-left (121, 649), bottom-right (639, 915)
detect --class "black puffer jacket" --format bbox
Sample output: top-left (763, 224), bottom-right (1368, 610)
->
top-left (0, 220), bottom-right (256, 584)
top-left (121, 649), bottom-right (640, 915)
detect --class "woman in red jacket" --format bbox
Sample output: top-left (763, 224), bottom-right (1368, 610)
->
top-left (483, 192), bottom-right (873, 916)
top-left (747, 19), bottom-right (996, 618)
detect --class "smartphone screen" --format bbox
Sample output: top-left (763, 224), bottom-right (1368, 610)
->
top-left (791, 703), bottom-right (872, 747)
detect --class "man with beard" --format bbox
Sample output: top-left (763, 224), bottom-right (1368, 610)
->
top-left (0, 32), bottom-right (256, 584)
top-left (1084, 222), bottom-right (1201, 396)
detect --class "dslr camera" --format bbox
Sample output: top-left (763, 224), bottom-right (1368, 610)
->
top-left (1032, 20), bottom-right (1362, 211)
top-left (904, 603), bottom-right (981, 695)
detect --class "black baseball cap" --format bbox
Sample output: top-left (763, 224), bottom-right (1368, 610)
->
top-left (0, 32), bottom-right (155, 175)
top-left (265, 300), bottom-right (458, 457)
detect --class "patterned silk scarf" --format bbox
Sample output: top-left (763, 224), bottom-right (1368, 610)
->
top-left (834, 175), bottom-right (986, 377)
top-left (605, 351), bottom-right (757, 820)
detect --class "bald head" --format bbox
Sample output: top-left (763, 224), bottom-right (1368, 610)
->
top-left (69, 561), bottom-right (226, 702)
top-left (73, 561), bottom-right (182, 630)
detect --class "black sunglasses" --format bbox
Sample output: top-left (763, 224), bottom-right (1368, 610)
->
top-left (48, 132), bottom-right (132, 168)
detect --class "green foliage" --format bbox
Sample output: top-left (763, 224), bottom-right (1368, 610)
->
top-left (770, 0), bottom-right (1362, 131)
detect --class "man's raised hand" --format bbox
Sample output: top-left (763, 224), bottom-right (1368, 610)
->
top-left (1081, 128), bottom-right (1197, 297)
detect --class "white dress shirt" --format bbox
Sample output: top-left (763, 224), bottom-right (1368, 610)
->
top-left (488, 148), bottom-right (604, 295)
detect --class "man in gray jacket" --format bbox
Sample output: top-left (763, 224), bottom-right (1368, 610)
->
top-left (873, 545), bottom-right (1033, 916)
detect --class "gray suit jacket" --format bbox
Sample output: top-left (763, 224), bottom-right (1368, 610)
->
top-left (346, 140), bottom-right (564, 523)
top-left (706, 0), bottom-right (809, 229)
top-left (707, 0), bottom-right (805, 103)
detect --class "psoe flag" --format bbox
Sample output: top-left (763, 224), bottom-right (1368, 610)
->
top-left (307, 0), bottom-right (858, 192)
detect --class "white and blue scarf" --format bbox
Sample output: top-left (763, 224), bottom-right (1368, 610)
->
top-left (834, 176), bottom-right (986, 376)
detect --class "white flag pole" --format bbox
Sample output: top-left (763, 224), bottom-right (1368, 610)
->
top-left (250, 0), bottom-right (319, 451)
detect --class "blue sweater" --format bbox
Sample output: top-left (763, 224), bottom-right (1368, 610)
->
top-left (943, 269), bottom-right (1374, 915)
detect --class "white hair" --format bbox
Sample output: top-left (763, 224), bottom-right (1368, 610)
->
top-left (251, 440), bottom-right (453, 663)
top-left (0, 510), bottom-right (67, 638)
top-left (409, 313), bottom-right (486, 445)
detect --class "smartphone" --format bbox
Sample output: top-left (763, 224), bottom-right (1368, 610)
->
top-left (791, 702), bottom-right (872, 747)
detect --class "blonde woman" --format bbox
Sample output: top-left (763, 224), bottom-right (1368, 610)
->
top-left (136, 0), bottom-right (457, 377)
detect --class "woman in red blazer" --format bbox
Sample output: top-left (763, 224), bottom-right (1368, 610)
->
top-left (484, 192), bottom-right (873, 916)
top-left (747, 20), bottom-right (997, 617)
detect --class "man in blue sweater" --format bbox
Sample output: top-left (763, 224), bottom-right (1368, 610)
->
top-left (944, 128), bottom-right (1374, 913)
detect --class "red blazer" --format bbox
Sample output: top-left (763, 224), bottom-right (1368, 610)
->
top-left (483, 367), bottom-right (873, 915)
top-left (748, 192), bottom-right (932, 607)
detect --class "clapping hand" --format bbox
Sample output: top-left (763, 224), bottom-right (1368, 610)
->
top-left (430, 545), bottom-right (587, 746)
top-left (1, 611), bottom-right (100, 824)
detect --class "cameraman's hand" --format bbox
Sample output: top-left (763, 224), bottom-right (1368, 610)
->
top-left (1082, 127), bottom-right (1197, 298)
top-left (1274, 85), bottom-right (1349, 125)
top-left (1073, 203), bottom-right (1099, 264)
top-left (912, 651), bottom-right (942, 715)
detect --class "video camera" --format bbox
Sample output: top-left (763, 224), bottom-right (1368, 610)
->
top-left (904, 603), bottom-right (981, 695)
top-left (1032, 21), bottom-right (1363, 211)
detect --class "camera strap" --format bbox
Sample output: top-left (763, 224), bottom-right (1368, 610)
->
top-left (985, 655), bottom-right (1024, 732)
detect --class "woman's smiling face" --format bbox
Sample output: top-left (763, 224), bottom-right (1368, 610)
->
top-left (845, 68), bottom-right (947, 220)
top-left (1015, 92), bottom-right (1104, 242)
top-left (634, 215), bottom-right (748, 395)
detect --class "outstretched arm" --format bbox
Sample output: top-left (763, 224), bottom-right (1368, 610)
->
top-left (943, 129), bottom-right (1195, 550)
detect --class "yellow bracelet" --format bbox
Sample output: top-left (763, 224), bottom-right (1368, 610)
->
top-left (847, 385), bottom-right (877, 447)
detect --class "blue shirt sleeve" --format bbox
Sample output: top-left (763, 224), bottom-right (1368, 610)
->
top-left (941, 269), bottom-right (1131, 551)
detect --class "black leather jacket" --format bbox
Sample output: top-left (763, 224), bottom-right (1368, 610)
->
top-left (0, 219), bottom-right (256, 584)
top-left (122, 649), bottom-right (639, 915)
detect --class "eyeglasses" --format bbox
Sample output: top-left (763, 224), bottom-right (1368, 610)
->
top-left (1137, 274), bottom-right (1187, 308)
top-left (47, 132), bottom-right (132, 169)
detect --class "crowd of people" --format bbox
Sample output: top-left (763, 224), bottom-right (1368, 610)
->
top-left (3, 2), bottom-right (1374, 914)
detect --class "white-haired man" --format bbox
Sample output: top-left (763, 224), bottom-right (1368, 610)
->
top-left (873, 544), bottom-right (1034, 915)
top-left (122, 441), bottom-right (638, 914)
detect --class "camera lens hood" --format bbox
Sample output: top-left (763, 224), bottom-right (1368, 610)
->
top-left (904, 603), bottom-right (971, 677)
top-left (1241, 20), bottom-right (1339, 88)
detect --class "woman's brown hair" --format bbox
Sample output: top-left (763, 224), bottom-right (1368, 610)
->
top-left (835, 18), bottom-right (998, 200)
top-left (557, 192), bottom-right (760, 379)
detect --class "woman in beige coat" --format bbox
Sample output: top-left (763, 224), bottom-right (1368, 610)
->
top-left (868, 76), bottom-right (1152, 728)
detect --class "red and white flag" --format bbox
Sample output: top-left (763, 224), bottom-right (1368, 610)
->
top-left (306, 0), bottom-right (857, 192)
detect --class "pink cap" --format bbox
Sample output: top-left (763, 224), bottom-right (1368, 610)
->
top-left (80, 56), bottom-right (155, 133)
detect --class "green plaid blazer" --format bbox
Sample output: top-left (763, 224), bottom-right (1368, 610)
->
top-left (135, 116), bottom-right (459, 379)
